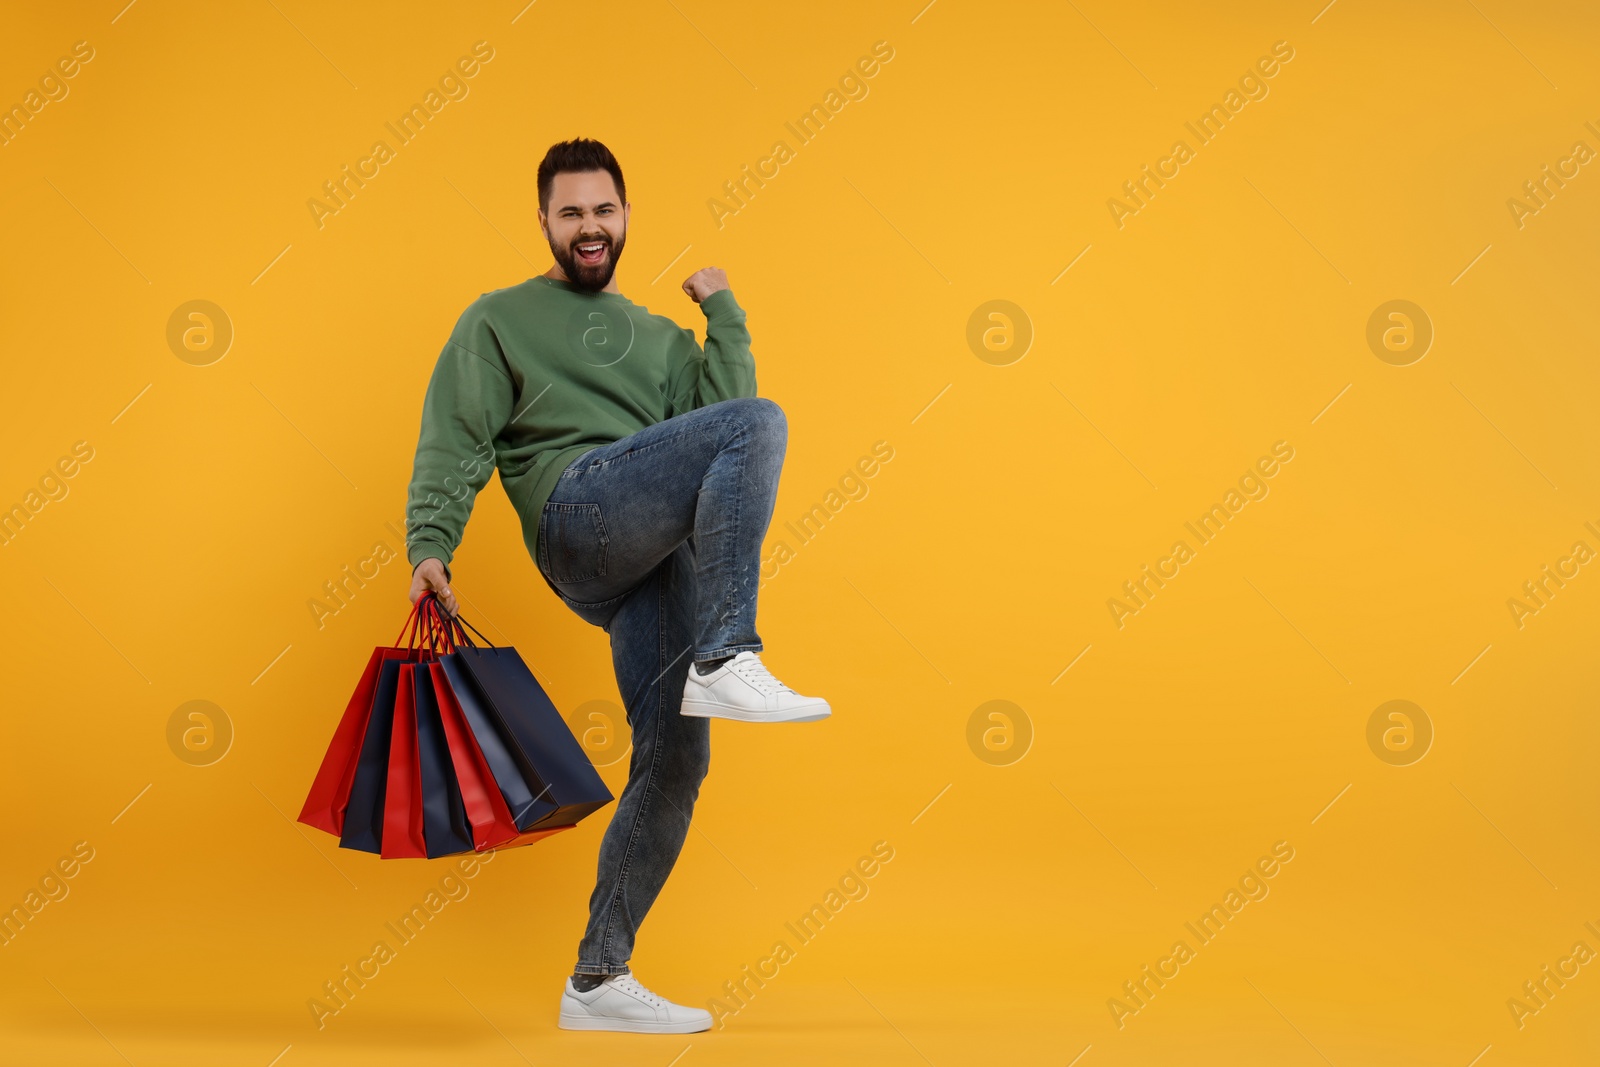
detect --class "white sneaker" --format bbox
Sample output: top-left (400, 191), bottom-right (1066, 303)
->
top-left (557, 972), bottom-right (712, 1034)
top-left (680, 650), bottom-right (831, 723)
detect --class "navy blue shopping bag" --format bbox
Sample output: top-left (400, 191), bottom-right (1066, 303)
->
top-left (412, 660), bottom-right (477, 857)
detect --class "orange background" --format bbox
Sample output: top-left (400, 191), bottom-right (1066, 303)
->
top-left (1, 1), bottom-right (1597, 1064)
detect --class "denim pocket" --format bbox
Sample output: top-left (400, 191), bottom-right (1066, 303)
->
top-left (539, 501), bottom-right (609, 583)
top-left (561, 447), bottom-right (600, 477)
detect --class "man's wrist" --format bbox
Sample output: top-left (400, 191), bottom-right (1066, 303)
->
top-left (412, 554), bottom-right (452, 583)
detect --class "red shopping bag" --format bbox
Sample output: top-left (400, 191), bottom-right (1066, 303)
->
top-left (380, 662), bottom-right (429, 859)
top-left (298, 599), bottom-right (434, 836)
top-left (429, 655), bottom-right (524, 851)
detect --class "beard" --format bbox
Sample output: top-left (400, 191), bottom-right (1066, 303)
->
top-left (551, 230), bottom-right (625, 292)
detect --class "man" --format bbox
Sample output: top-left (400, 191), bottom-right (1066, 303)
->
top-left (404, 138), bottom-right (829, 1035)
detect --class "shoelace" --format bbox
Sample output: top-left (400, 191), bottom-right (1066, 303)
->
top-left (611, 974), bottom-right (666, 1007)
top-left (728, 653), bottom-right (796, 697)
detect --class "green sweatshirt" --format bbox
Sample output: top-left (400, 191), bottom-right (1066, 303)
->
top-left (404, 276), bottom-right (757, 577)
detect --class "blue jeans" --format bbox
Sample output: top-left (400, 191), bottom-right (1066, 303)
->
top-left (534, 396), bottom-right (787, 976)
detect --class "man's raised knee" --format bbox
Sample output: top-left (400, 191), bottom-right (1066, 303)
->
top-left (734, 396), bottom-right (785, 440)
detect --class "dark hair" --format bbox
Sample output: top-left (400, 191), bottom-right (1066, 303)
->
top-left (537, 138), bottom-right (626, 216)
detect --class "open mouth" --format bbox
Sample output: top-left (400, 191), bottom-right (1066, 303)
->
top-left (575, 240), bottom-right (608, 265)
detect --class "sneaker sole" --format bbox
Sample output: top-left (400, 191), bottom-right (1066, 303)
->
top-left (558, 1011), bottom-right (711, 1034)
top-left (679, 700), bottom-right (831, 723)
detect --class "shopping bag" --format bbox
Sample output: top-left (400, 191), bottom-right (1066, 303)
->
top-left (433, 604), bottom-right (614, 832)
top-left (428, 654), bottom-right (523, 851)
top-left (380, 662), bottom-right (429, 859)
top-left (298, 599), bottom-right (433, 837)
top-left (377, 601), bottom-right (585, 857)
top-left (428, 653), bottom-right (573, 852)
top-left (407, 597), bottom-right (585, 853)
top-left (301, 593), bottom-right (603, 858)
top-left (412, 657), bottom-right (477, 857)
top-left (341, 649), bottom-right (430, 855)
top-left (334, 601), bottom-right (448, 856)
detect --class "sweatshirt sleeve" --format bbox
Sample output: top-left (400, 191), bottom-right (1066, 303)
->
top-left (404, 308), bottom-right (516, 575)
top-left (664, 287), bottom-right (757, 416)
